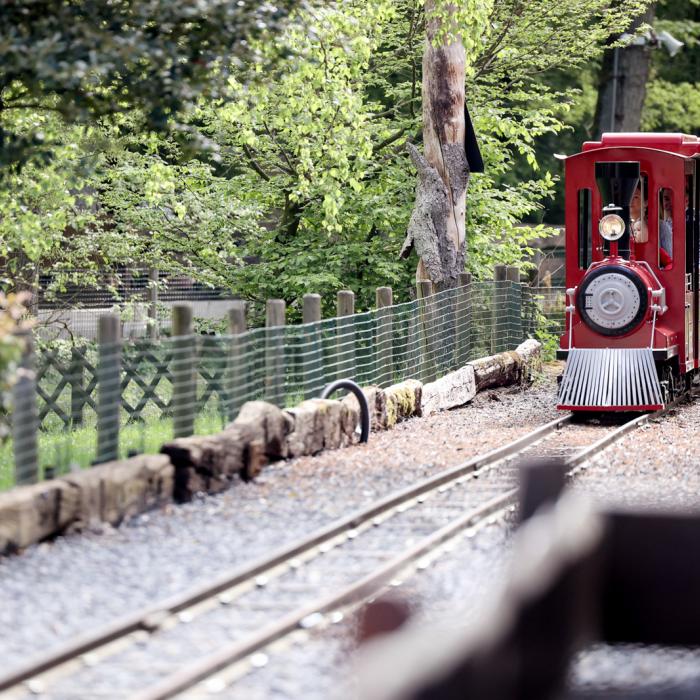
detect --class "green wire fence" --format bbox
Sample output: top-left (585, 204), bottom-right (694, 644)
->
top-left (1, 273), bottom-right (565, 491)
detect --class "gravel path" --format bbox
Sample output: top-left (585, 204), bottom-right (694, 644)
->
top-left (571, 398), bottom-right (700, 510)
top-left (0, 371), bottom-right (558, 670)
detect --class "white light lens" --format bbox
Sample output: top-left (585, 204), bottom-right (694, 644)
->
top-left (599, 214), bottom-right (625, 241)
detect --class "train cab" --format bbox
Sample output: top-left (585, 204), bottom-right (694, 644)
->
top-left (557, 133), bottom-right (700, 411)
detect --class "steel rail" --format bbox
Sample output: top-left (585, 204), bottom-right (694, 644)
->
top-left (131, 405), bottom-right (679, 700)
top-left (132, 490), bottom-right (518, 700)
top-left (565, 405), bottom-right (669, 471)
top-left (0, 415), bottom-right (570, 695)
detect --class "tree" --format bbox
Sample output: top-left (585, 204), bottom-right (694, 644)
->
top-left (400, 1), bottom-right (483, 291)
top-left (642, 0), bottom-right (700, 133)
top-left (593, 2), bottom-right (657, 137)
top-left (403, 0), bottom-right (651, 289)
top-left (1, 0), bottom-right (653, 326)
top-left (0, 0), bottom-right (303, 171)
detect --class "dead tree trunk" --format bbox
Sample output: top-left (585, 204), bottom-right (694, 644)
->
top-left (401, 1), bottom-right (469, 292)
top-left (593, 4), bottom-right (656, 138)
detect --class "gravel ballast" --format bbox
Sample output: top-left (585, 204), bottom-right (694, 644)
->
top-left (3, 366), bottom-right (700, 699)
top-left (0, 373), bottom-right (558, 670)
top-left (200, 381), bottom-right (700, 700)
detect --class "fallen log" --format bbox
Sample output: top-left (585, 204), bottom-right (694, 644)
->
top-left (469, 339), bottom-right (542, 393)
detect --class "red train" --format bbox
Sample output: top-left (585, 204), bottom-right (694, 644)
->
top-left (557, 133), bottom-right (699, 411)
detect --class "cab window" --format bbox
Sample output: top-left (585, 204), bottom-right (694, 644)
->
top-left (659, 188), bottom-right (673, 268)
top-left (630, 175), bottom-right (648, 244)
top-left (578, 188), bottom-right (592, 268)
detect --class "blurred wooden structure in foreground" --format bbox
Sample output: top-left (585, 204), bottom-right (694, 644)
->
top-left (358, 458), bottom-right (700, 700)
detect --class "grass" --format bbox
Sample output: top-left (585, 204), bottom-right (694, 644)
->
top-left (0, 409), bottom-right (227, 492)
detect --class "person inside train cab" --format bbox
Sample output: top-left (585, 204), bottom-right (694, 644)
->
top-left (630, 181), bottom-right (673, 267)
top-left (659, 188), bottom-right (673, 265)
top-left (630, 183), bottom-right (648, 241)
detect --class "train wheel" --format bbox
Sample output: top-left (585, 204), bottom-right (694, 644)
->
top-left (659, 362), bottom-right (687, 404)
top-left (659, 364), bottom-right (676, 404)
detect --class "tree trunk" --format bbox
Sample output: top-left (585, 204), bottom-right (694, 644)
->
top-left (401, 1), bottom-right (469, 291)
top-left (593, 4), bottom-right (656, 138)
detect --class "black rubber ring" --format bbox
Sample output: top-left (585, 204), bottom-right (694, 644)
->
top-left (320, 379), bottom-right (370, 443)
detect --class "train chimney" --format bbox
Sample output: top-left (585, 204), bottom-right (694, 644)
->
top-left (595, 161), bottom-right (640, 259)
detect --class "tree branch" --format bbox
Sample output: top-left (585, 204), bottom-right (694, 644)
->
top-left (262, 121), bottom-right (296, 175)
top-left (373, 128), bottom-right (407, 154)
top-left (242, 144), bottom-right (271, 181)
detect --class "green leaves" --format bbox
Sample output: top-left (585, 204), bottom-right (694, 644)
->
top-left (1, 0), bottom-right (653, 327)
top-left (0, 0), bottom-right (305, 170)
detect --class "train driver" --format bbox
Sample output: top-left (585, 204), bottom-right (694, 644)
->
top-left (660, 189), bottom-right (673, 263)
top-left (659, 186), bottom-right (691, 268)
top-left (630, 184), bottom-right (673, 266)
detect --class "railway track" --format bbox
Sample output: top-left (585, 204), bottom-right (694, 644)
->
top-left (0, 406), bottom-right (677, 700)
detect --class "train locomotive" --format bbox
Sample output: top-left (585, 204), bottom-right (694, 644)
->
top-left (557, 133), bottom-right (700, 411)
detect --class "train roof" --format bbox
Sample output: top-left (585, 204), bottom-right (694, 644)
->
top-left (582, 132), bottom-right (700, 157)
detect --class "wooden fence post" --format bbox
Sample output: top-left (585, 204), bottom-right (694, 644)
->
top-left (456, 271), bottom-right (472, 366)
top-left (506, 265), bottom-right (523, 347)
top-left (523, 285), bottom-right (539, 339)
top-left (265, 299), bottom-right (286, 406)
top-left (96, 313), bottom-right (121, 463)
top-left (227, 301), bottom-right (247, 421)
top-left (417, 280), bottom-right (436, 383)
top-left (69, 346), bottom-right (86, 428)
top-left (376, 286), bottom-right (393, 387)
top-left (11, 331), bottom-right (39, 485)
top-left (171, 304), bottom-right (195, 439)
top-left (493, 264), bottom-right (508, 354)
top-left (147, 269), bottom-right (159, 340)
top-left (336, 290), bottom-right (355, 382)
top-left (303, 293), bottom-right (322, 400)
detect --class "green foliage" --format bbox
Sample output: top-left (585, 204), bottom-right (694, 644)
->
top-left (0, 0), bottom-right (304, 170)
top-left (1, 0), bottom-right (649, 325)
top-left (642, 1), bottom-right (700, 133)
top-left (427, 0), bottom-right (494, 58)
top-left (643, 80), bottom-right (700, 131)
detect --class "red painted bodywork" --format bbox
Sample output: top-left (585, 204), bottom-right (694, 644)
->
top-left (561, 133), bottom-right (700, 374)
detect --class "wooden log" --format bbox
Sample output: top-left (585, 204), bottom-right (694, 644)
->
top-left (470, 339), bottom-right (541, 393)
top-left (422, 365), bottom-right (476, 416)
top-left (161, 427), bottom-right (247, 502)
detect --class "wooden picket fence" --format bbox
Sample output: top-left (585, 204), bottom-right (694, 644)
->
top-left (35, 338), bottom-right (231, 430)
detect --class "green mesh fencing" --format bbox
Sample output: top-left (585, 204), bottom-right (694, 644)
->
top-left (1, 281), bottom-right (559, 491)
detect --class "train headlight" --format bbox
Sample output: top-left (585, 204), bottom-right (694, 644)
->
top-left (599, 214), bottom-right (626, 241)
